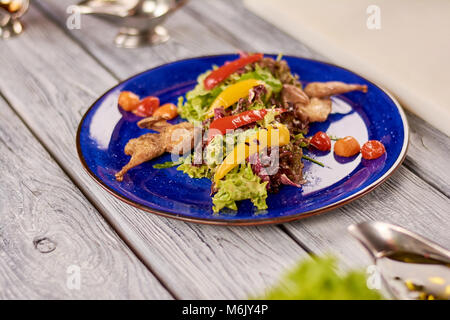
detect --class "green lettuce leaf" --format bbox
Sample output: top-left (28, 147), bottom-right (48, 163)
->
top-left (204, 135), bottom-right (225, 167)
top-left (177, 156), bottom-right (212, 179)
top-left (258, 256), bottom-right (383, 300)
top-left (178, 70), bottom-right (225, 122)
top-left (237, 64), bottom-right (283, 94)
top-left (258, 109), bottom-right (279, 128)
top-left (177, 164), bottom-right (211, 179)
top-left (212, 164), bottom-right (268, 213)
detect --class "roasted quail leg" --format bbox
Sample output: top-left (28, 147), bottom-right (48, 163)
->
top-left (115, 121), bottom-right (196, 181)
top-left (304, 81), bottom-right (367, 98)
top-left (115, 133), bottom-right (165, 182)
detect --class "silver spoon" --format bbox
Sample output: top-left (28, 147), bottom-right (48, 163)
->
top-left (348, 221), bottom-right (450, 300)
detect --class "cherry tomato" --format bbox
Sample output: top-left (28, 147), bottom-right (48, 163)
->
top-left (334, 136), bottom-right (360, 157)
top-left (118, 91), bottom-right (140, 111)
top-left (132, 96), bottom-right (160, 117)
top-left (153, 103), bottom-right (178, 120)
top-left (361, 140), bottom-right (386, 159)
top-left (310, 131), bottom-right (331, 151)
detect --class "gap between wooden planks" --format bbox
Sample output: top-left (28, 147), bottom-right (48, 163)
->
top-left (2, 0), bottom-right (448, 299)
top-left (0, 5), bottom-right (310, 299)
top-left (0, 95), bottom-right (171, 299)
top-left (37, 0), bottom-right (450, 220)
top-left (35, 0), bottom-right (450, 279)
top-left (38, 0), bottom-right (450, 196)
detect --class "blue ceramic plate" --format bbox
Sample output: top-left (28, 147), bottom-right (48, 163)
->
top-left (77, 54), bottom-right (409, 225)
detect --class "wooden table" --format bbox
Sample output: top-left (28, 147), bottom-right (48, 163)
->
top-left (0, 0), bottom-right (448, 299)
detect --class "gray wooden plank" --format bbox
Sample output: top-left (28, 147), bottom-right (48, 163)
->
top-left (35, 0), bottom-right (450, 274)
top-left (284, 166), bottom-right (450, 270)
top-left (183, 0), bottom-right (450, 267)
top-left (36, 0), bottom-right (321, 79)
top-left (24, 0), bottom-right (450, 280)
top-left (187, 0), bottom-right (450, 196)
top-left (0, 5), bottom-right (309, 299)
top-left (0, 96), bottom-right (171, 299)
top-left (403, 112), bottom-right (450, 197)
top-left (37, 0), bottom-right (450, 196)
top-left (36, 0), bottom-right (236, 80)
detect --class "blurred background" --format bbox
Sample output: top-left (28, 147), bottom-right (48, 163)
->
top-left (245, 0), bottom-right (450, 136)
top-left (1, 0), bottom-right (449, 134)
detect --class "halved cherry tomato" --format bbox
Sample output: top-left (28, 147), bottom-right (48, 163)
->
top-left (310, 131), bottom-right (331, 152)
top-left (118, 91), bottom-right (140, 111)
top-left (153, 103), bottom-right (178, 120)
top-left (203, 53), bottom-right (264, 90)
top-left (334, 136), bottom-right (360, 157)
top-left (361, 140), bottom-right (386, 159)
top-left (132, 96), bottom-right (160, 117)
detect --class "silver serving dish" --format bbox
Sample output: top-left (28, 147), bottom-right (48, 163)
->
top-left (0, 0), bottom-right (29, 39)
top-left (349, 221), bottom-right (450, 299)
top-left (76, 0), bottom-right (187, 48)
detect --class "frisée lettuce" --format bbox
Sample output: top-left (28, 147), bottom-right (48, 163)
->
top-left (177, 156), bottom-right (212, 179)
top-left (212, 164), bottom-right (268, 213)
top-left (177, 70), bottom-right (224, 122)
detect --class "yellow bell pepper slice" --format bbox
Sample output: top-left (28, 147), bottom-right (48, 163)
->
top-left (213, 124), bottom-right (290, 184)
top-left (206, 79), bottom-right (263, 118)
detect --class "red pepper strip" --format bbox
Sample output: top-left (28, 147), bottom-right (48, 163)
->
top-left (204, 53), bottom-right (264, 90)
top-left (207, 108), bottom-right (286, 143)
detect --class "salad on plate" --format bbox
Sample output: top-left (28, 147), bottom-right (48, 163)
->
top-left (114, 53), bottom-right (385, 213)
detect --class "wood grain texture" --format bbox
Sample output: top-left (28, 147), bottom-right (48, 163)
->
top-left (37, 0), bottom-right (450, 196)
top-left (0, 6), bottom-right (309, 299)
top-left (403, 113), bottom-right (450, 197)
top-left (31, 0), bottom-right (450, 282)
top-left (284, 166), bottom-right (450, 270)
top-left (0, 96), bottom-right (171, 299)
top-left (2, 0), bottom-right (448, 299)
top-left (36, 0), bottom-right (321, 79)
top-left (180, 0), bottom-right (450, 197)
top-left (184, 0), bottom-right (450, 266)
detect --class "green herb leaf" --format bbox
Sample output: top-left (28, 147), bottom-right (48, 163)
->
top-left (329, 134), bottom-right (342, 141)
top-left (153, 158), bottom-right (184, 169)
top-left (302, 155), bottom-right (325, 167)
